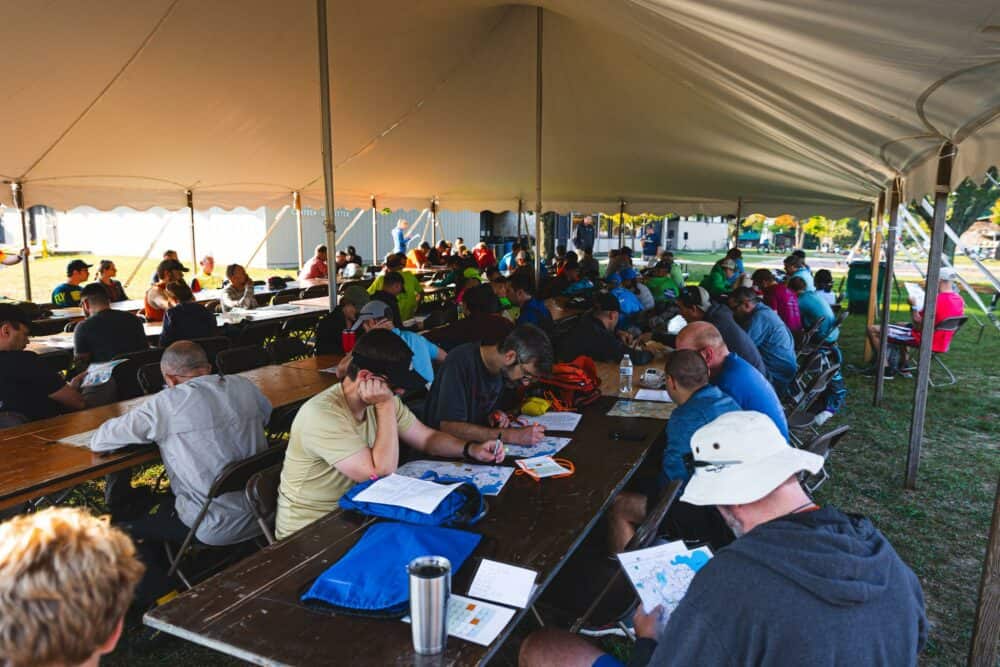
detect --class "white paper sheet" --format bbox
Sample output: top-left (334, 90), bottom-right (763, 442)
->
top-left (635, 389), bottom-right (672, 403)
top-left (519, 412), bottom-right (582, 432)
top-left (467, 560), bottom-right (538, 609)
top-left (666, 314), bottom-right (687, 335)
top-left (618, 541), bottom-right (713, 631)
top-left (58, 429), bottom-right (97, 448)
top-left (402, 594), bottom-right (516, 647)
top-left (395, 461), bottom-right (514, 496)
top-left (82, 360), bottom-right (127, 387)
top-left (351, 474), bottom-right (462, 514)
top-left (904, 282), bottom-right (925, 311)
top-left (503, 436), bottom-right (571, 460)
top-left (515, 455), bottom-right (571, 479)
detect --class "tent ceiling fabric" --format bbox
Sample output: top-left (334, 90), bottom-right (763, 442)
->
top-left (1, 1), bottom-right (998, 218)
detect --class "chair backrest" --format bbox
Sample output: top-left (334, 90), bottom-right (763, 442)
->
top-left (62, 319), bottom-right (79, 333)
top-left (190, 336), bottom-right (231, 370)
top-left (217, 344), bottom-right (271, 375)
top-left (245, 463), bottom-right (283, 544)
top-left (802, 425), bottom-right (850, 459)
top-left (108, 359), bottom-right (143, 400)
top-left (210, 444), bottom-right (287, 499)
top-left (935, 315), bottom-right (968, 334)
top-left (299, 284), bottom-right (329, 299)
top-left (267, 336), bottom-right (311, 364)
top-left (282, 313), bottom-right (322, 338)
top-left (235, 321), bottom-right (282, 348)
top-left (30, 318), bottom-right (72, 337)
top-left (112, 347), bottom-right (163, 367)
top-left (800, 315), bottom-right (825, 347)
top-left (137, 362), bottom-right (165, 395)
top-left (270, 289), bottom-right (300, 306)
top-left (833, 309), bottom-right (849, 329)
top-left (629, 479), bottom-right (682, 550)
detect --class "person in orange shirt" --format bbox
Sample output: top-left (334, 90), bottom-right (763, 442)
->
top-left (406, 242), bottom-right (431, 269)
top-left (144, 259), bottom-right (188, 322)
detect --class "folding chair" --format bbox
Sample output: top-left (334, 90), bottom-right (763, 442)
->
top-left (901, 315), bottom-right (968, 387)
top-left (569, 480), bottom-right (683, 636)
top-left (785, 363), bottom-right (841, 447)
top-left (137, 362), bottom-right (165, 395)
top-left (269, 289), bottom-right (300, 306)
top-left (190, 336), bottom-right (231, 370)
top-left (795, 316), bottom-right (825, 358)
top-left (267, 336), bottom-right (311, 364)
top-left (299, 284), bottom-right (329, 299)
top-left (216, 344), bottom-right (270, 375)
top-left (799, 425), bottom-right (850, 494)
top-left (235, 320), bottom-right (282, 348)
top-left (281, 313), bottom-right (321, 344)
top-left (166, 444), bottom-right (287, 588)
top-left (244, 463), bottom-right (283, 545)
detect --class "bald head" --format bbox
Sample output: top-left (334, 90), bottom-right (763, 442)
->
top-left (160, 341), bottom-right (210, 385)
top-left (675, 321), bottom-right (729, 376)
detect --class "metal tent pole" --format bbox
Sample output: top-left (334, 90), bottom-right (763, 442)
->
top-left (533, 6), bottom-right (543, 289)
top-left (186, 190), bottom-right (197, 272)
top-left (733, 196), bottom-right (743, 247)
top-left (618, 200), bottom-right (625, 248)
top-left (10, 183), bottom-right (31, 301)
top-left (863, 193), bottom-right (885, 363)
top-left (316, 0), bottom-right (337, 310)
top-left (874, 178), bottom-right (902, 406)
top-left (294, 191), bottom-right (304, 269)
top-left (905, 142), bottom-right (954, 490)
top-left (371, 196), bottom-right (378, 266)
top-left (430, 199), bottom-right (438, 248)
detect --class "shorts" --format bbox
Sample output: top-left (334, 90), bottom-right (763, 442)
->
top-left (593, 654), bottom-right (625, 667)
top-left (886, 323), bottom-right (917, 346)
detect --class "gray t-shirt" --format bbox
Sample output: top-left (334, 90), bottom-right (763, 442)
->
top-left (422, 342), bottom-right (502, 429)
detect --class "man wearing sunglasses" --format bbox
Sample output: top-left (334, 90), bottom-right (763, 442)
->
top-left (276, 329), bottom-right (503, 540)
top-left (423, 324), bottom-right (554, 445)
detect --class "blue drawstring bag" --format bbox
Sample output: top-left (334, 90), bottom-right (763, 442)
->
top-left (339, 478), bottom-right (486, 526)
top-left (301, 522), bottom-right (481, 618)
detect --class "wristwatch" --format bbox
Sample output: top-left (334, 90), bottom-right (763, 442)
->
top-left (463, 441), bottom-right (477, 461)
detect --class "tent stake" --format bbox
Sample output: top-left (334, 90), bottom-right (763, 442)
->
top-left (863, 193), bottom-right (885, 362)
top-left (9, 183), bottom-right (31, 302)
top-left (186, 190), bottom-right (197, 272)
top-left (294, 191), bottom-right (304, 269)
top-left (533, 6), bottom-right (543, 289)
top-left (874, 178), bottom-right (901, 406)
top-left (316, 0), bottom-right (338, 310)
top-left (905, 142), bottom-right (954, 490)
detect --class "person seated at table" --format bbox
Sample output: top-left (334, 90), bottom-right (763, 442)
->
top-left (145, 258), bottom-right (188, 322)
top-left (423, 325), bottom-right (552, 445)
top-left (459, 245), bottom-right (479, 271)
top-left (620, 266), bottom-right (655, 311)
top-left (784, 253), bottom-right (814, 291)
top-left (299, 244), bottom-right (329, 281)
top-left (699, 256), bottom-right (738, 298)
top-left (865, 266), bottom-right (965, 379)
top-left (368, 253), bottom-right (422, 321)
top-left (160, 280), bottom-right (218, 347)
top-left (577, 247), bottom-right (600, 281)
top-left (789, 276), bottom-right (845, 425)
top-left (604, 248), bottom-right (627, 279)
top-left (644, 258), bottom-right (682, 305)
top-left (87, 259), bottom-right (128, 302)
top-left (333, 249), bottom-right (349, 274)
top-left (498, 242), bottom-right (520, 273)
top-left (671, 286), bottom-right (767, 376)
top-left (276, 329), bottom-right (502, 539)
top-left (608, 349), bottom-right (740, 553)
top-left (724, 247), bottom-right (745, 287)
top-left (346, 245), bottom-right (363, 266)
top-left (728, 287), bottom-right (797, 394)
top-left (350, 300), bottom-right (446, 386)
top-left (751, 268), bottom-right (802, 335)
top-left (52, 258), bottom-right (92, 308)
top-left (406, 241), bottom-right (432, 269)
top-left (149, 249), bottom-right (179, 285)
top-left (74, 283), bottom-right (147, 369)
top-left (489, 274), bottom-right (516, 319)
top-left (520, 412), bottom-right (927, 667)
top-left (431, 239), bottom-right (450, 264)
top-left (605, 273), bottom-right (645, 330)
top-left (472, 241), bottom-right (497, 269)
top-left (191, 254), bottom-right (224, 292)
top-left (370, 271), bottom-right (404, 327)
top-left (0, 246), bottom-right (28, 267)
top-left (220, 263), bottom-right (257, 312)
top-left (424, 284), bottom-right (515, 351)
top-left (314, 285), bottom-right (369, 355)
top-left (543, 260), bottom-right (580, 298)
top-left (431, 254), bottom-right (464, 287)
top-left (90, 341), bottom-right (272, 606)
top-left (0, 303), bottom-right (86, 420)
top-left (557, 293), bottom-right (653, 365)
top-left (510, 272), bottom-right (553, 331)
top-left (675, 321), bottom-right (788, 437)
top-left (0, 507), bottom-right (144, 667)
top-left (814, 268), bottom-right (838, 306)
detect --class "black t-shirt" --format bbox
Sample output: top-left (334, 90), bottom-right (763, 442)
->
top-left (0, 350), bottom-right (67, 421)
top-left (556, 313), bottom-right (652, 365)
top-left (423, 342), bottom-right (502, 429)
top-left (73, 309), bottom-right (148, 363)
top-left (160, 302), bottom-right (218, 347)
top-left (314, 307), bottom-right (349, 354)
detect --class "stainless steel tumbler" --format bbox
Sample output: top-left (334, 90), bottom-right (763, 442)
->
top-left (408, 555), bottom-right (452, 655)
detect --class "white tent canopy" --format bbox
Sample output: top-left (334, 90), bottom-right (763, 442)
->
top-left (1, 0), bottom-right (998, 218)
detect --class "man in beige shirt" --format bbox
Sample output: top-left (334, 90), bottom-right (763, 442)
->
top-left (276, 329), bottom-right (503, 539)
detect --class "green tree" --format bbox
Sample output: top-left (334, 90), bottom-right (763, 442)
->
top-left (911, 167), bottom-right (999, 258)
top-left (991, 197), bottom-right (1000, 225)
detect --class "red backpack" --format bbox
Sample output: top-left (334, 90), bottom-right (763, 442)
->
top-left (534, 355), bottom-right (603, 410)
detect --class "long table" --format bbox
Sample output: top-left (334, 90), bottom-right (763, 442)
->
top-left (143, 394), bottom-right (666, 665)
top-left (0, 364), bottom-right (339, 511)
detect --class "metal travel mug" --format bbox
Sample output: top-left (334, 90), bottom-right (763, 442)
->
top-left (408, 555), bottom-right (451, 655)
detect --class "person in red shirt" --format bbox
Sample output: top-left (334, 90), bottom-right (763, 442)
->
top-left (752, 268), bottom-right (802, 334)
top-left (472, 241), bottom-right (497, 269)
top-left (299, 244), bottom-right (329, 281)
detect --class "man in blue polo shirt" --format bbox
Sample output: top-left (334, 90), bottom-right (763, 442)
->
top-left (676, 321), bottom-right (788, 438)
top-left (350, 301), bottom-right (445, 386)
top-left (729, 287), bottom-right (797, 395)
top-left (510, 272), bottom-right (553, 330)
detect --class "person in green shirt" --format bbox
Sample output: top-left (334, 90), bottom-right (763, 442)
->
top-left (367, 253), bottom-right (423, 321)
top-left (644, 258), bottom-right (684, 303)
top-left (699, 257), bottom-right (737, 297)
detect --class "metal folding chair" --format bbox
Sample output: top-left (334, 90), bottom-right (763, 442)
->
top-left (216, 345), bottom-right (270, 375)
top-left (799, 425), bottom-right (850, 494)
top-left (190, 336), bottom-right (231, 371)
top-left (244, 463), bottom-right (283, 545)
top-left (137, 362), bottom-right (165, 395)
top-left (901, 315), bottom-right (968, 387)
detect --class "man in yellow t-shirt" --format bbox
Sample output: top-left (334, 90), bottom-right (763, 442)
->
top-left (367, 253), bottom-right (423, 321)
top-left (191, 254), bottom-right (224, 291)
top-left (275, 329), bottom-right (502, 540)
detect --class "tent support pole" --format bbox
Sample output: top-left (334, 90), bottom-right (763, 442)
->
top-left (905, 142), bottom-right (954, 490)
top-left (186, 190), bottom-right (197, 272)
top-left (371, 196), bottom-right (378, 265)
top-left (874, 179), bottom-right (902, 406)
top-left (316, 0), bottom-right (338, 310)
top-left (517, 199), bottom-right (524, 242)
top-left (431, 199), bottom-right (438, 247)
top-left (969, 475), bottom-right (1000, 667)
top-left (733, 196), bottom-right (743, 248)
top-left (10, 183), bottom-right (31, 302)
top-left (533, 6), bottom-right (543, 289)
top-left (618, 200), bottom-right (625, 248)
top-left (294, 191), bottom-right (304, 269)
top-left (863, 195), bottom-right (884, 363)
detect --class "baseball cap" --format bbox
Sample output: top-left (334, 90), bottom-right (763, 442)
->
top-left (605, 273), bottom-right (622, 286)
top-left (593, 292), bottom-right (620, 313)
top-left (938, 267), bottom-right (958, 281)
top-left (678, 285), bottom-right (711, 311)
top-left (0, 303), bottom-right (31, 327)
top-left (341, 285), bottom-right (370, 308)
top-left (720, 258), bottom-right (737, 271)
top-left (157, 259), bottom-right (189, 275)
top-left (680, 411), bottom-right (824, 506)
top-left (620, 267), bottom-right (639, 281)
top-left (350, 300), bottom-right (393, 331)
top-left (66, 259), bottom-right (92, 275)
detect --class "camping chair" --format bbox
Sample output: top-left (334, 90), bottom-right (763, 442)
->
top-left (191, 336), bottom-right (231, 370)
top-left (299, 284), bottom-right (329, 299)
top-left (137, 362), bottom-right (165, 395)
top-left (267, 336), bottom-right (311, 364)
top-left (799, 425), bottom-right (850, 494)
top-left (216, 345), bottom-right (270, 375)
top-left (235, 320), bottom-right (282, 348)
top-left (568, 480), bottom-right (683, 637)
top-left (166, 444), bottom-right (287, 588)
top-left (244, 463), bottom-right (283, 545)
top-left (900, 315), bottom-right (968, 387)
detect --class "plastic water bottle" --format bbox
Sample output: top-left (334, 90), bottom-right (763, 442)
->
top-left (619, 354), bottom-right (634, 414)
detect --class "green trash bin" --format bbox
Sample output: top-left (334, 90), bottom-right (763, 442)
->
top-left (846, 260), bottom-right (887, 314)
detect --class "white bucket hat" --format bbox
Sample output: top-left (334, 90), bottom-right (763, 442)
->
top-left (681, 411), bottom-right (824, 506)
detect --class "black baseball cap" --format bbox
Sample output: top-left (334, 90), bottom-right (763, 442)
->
top-left (593, 292), bottom-right (620, 313)
top-left (0, 303), bottom-right (30, 327)
top-left (66, 259), bottom-right (92, 275)
top-left (157, 259), bottom-right (190, 276)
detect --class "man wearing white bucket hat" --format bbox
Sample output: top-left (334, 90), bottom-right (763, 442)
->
top-left (520, 411), bottom-right (927, 667)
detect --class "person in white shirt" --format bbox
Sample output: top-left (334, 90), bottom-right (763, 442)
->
top-left (221, 263), bottom-right (257, 311)
top-left (90, 340), bottom-right (272, 605)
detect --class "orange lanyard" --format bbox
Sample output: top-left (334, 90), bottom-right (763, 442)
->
top-left (514, 457), bottom-right (575, 482)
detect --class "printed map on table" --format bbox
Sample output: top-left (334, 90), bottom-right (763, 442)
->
top-left (395, 461), bottom-right (514, 496)
top-left (618, 541), bottom-right (712, 631)
top-left (503, 436), bottom-right (571, 459)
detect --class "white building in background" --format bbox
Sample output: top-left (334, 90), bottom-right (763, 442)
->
top-left (664, 217), bottom-right (730, 251)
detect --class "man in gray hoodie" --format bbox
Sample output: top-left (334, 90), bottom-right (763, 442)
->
top-left (520, 411), bottom-right (927, 667)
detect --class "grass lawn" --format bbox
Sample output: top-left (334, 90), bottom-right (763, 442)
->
top-left (8, 256), bottom-right (998, 666)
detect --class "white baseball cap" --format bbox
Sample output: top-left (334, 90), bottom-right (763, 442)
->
top-left (938, 267), bottom-right (957, 281)
top-left (680, 411), bottom-right (824, 506)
